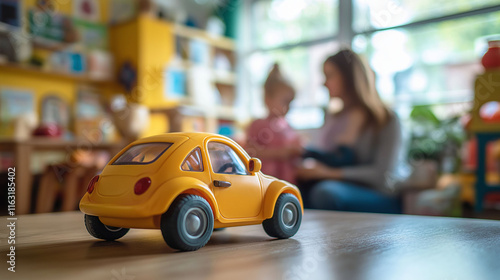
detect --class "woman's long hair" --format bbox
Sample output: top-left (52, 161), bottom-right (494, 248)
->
top-left (325, 49), bottom-right (390, 128)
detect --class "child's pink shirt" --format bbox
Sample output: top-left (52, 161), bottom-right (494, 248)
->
top-left (246, 116), bottom-right (300, 184)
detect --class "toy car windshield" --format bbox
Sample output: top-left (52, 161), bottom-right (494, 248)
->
top-left (112, 142), bottom-right (172, 165)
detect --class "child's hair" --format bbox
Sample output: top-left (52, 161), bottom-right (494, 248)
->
top-left (264, 63), bottom-right (295, 99)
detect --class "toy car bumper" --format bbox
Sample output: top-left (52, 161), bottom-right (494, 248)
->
top-left (79, 194), bottom-right (162, 219)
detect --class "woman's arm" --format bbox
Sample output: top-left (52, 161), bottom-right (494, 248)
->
top-left (297, 114), bottom-right (401, 191)
top-left (335, 108), bottom-right (367, 146)
top-left (296, 160), bottom-right (343, 180)
top-left (340, 115), bottom-right (401, 190)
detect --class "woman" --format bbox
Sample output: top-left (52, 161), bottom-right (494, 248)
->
top-left (297, 49), bottom-right (402, 214)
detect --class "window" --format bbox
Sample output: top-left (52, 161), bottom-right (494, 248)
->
top-left (353, 10), bottom-right (500, 105)
top-left (112, 143), bottom-right (172, 165)
top-left (243, 0), bottom-right (500, 179)
top-left (252, 0), bottom-right (338, 48)
top-left (181, 147), bottom-right (204, 172)
top-left (244, 0), bottom-right (500, 126)
top-left (207, 142), bottom-right (248, 175)
top-left (348, 1), bottom-right (500, 177)
top-left (241, 0), bottom-right (341, 129)
top-left (246, 0), bottom-right (340, 129)
top-left (353, 0), bottom-right (500, 31)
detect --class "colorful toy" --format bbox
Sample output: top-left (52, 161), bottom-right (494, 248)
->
top-left (80, 132), bottom-right (303, 251)
top-left (468, 43), bottom-right (500, 212)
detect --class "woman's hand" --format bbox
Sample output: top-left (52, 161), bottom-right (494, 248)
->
top-left (296, 159), bottom-right (342, 181)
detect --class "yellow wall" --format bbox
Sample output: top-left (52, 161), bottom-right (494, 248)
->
top-left (138, 17), bottom-right (177, 136)
top-left (110, 16), bottom-right (176, 107)
top-left (109, 15), bottom-right (177, 137)
top-left (0, 69), bottom-right (76, 108)
top-left (138, 16), bottom-right (175, 108)
top-left (0, 68), bottom-right (76, 136)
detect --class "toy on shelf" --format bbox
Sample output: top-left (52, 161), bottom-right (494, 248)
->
top-left (80, 132), bottom-right (303, 251)
top-left (469, 40), bottom-right (500, 133)
top-left (481, 40), bottom-right (500, 70)
top-left (110, 94), bottom-right (150, 143)
top-left (468, 40), bottom-right (500, 212)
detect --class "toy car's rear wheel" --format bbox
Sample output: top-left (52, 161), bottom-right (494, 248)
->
top-left (84, 214), bottom-right (129, 241)
top-left (161, 194), bottom-right (214, 251)
top-left (262, 193), bottom-right (302, 239)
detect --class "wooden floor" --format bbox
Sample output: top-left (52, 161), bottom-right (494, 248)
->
top-left (1, 210), bottom-right (500, 280)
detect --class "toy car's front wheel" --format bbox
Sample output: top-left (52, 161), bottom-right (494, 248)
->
top-left (263, 193), bottom-right (302, 239)
top-left (84, 214), bottom-right (129, 241)
top-left (161, 194), bottom-right (214, 251)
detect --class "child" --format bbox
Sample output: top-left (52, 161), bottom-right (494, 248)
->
top-left (246, 63), bottom-right (302, 184)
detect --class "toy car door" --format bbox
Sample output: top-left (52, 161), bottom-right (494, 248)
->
top-left (206, 140), bottom-right (262, 219)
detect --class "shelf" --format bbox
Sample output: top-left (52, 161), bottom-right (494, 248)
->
top-left (170, 60), bottom-right (237, 85)
top-left (214, 105), bottom-right (237, 120)
top-left (174, 24), bottom-right (235, 51)
top-left (0, 137), bottom-right (123, 149)
top-left (389, 90), bottom-right (474, 107)
top-left (32, 36), bottom-right (77, 52)
top-left (1, 22), bottom-right (77, 52)
top-left (213, 70), bottom-right (236, 85)
top-left (150, 104), bottom-right (237, 121)
top-left (0, 62), bottom-right (113, 84)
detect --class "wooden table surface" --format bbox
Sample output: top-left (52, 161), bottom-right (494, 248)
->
top-left (1, 210), bottom-right (500, 280)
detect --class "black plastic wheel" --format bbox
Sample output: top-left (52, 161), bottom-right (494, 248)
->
top-left (161, 195), bottom-right (214, 251)
top-left (262, 193), bottom-right (302, 239)
top-left (84, 214), bottom-right (129, 241)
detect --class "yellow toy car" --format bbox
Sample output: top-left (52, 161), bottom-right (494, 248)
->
top-left (80, 132), bottom-right (303, 251)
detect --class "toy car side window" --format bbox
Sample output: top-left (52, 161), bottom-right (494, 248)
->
top-left (207, 142), bottom-right (248, 175)
top-left (181, 147), bottom-right (204, 172)
top-left (112, 143), bottom-right (172, 165)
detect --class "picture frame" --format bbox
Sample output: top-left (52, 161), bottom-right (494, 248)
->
top-left (74, 86), bottom-right (106, 142)
top-left (0, 87), bottom-right (34, 136)
top-left (41, 95), bottom-right (70, 129)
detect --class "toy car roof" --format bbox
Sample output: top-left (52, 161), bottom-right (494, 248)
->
top-left (132, 132), bottom-right (227, 145)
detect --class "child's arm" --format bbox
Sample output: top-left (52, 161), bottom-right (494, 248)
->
top-left (246, 120), bottom-right (303, 160)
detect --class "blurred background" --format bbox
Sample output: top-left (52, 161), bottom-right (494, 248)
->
top-left (1, 0), bottom-right (500, 218)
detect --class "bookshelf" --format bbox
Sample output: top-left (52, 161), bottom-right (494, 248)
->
top-left (173, 24), bottom-right (235, 51)
top-left (109, 15), bottom-right (240, 137)
top-left (0, 62), bottom-right (112, 84)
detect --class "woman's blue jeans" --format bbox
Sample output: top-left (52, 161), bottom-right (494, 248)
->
top-left (306, 180), bottom-right (401, 214)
